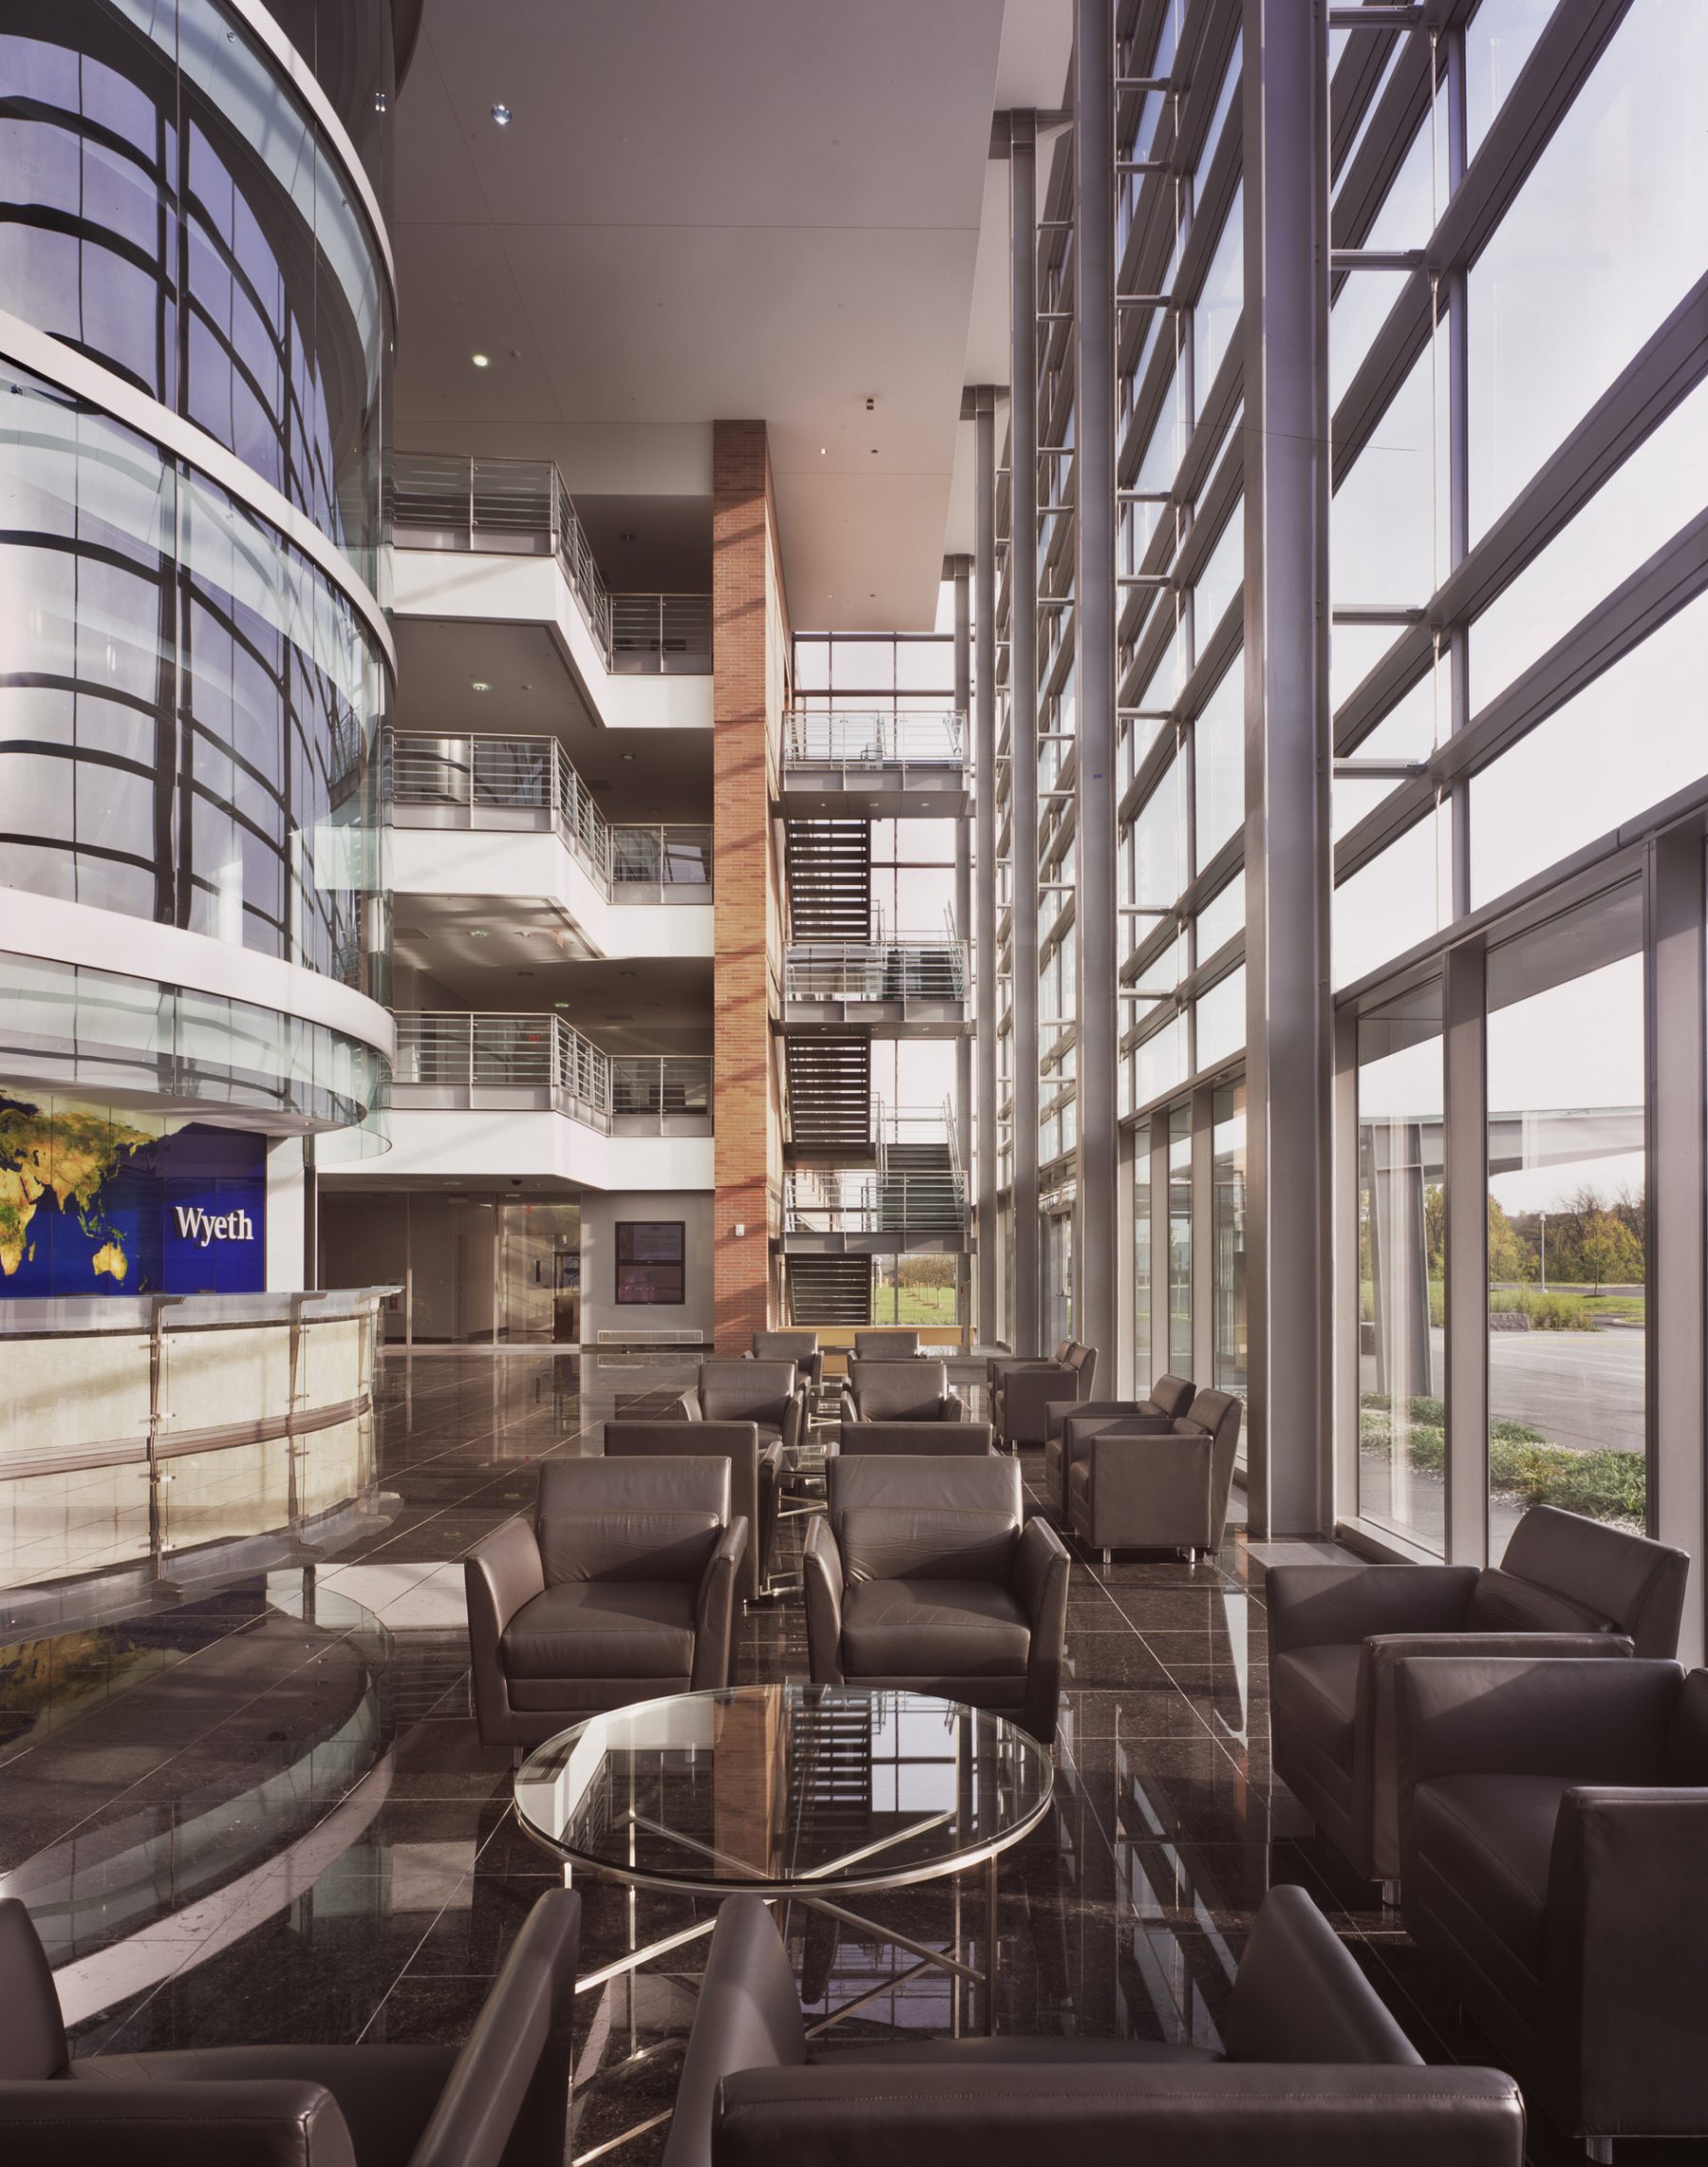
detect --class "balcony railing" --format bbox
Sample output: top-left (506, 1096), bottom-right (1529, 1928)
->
top-left (385, 732), bottom-right (711, 899)
top-left (610, 593), bottom-right (714, 675)
top-left (784, 711), bottom-right (965, 765)
top-left (392, 452), bottom-right (711, 676)
top-left (784, 939), bottom-right (968, 1004)
top-left (391, 1014), bottom-right (711, 1134)
top-left (785, 1171), bottom-right (969, 1235)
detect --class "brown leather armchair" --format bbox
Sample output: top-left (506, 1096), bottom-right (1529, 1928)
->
top-left (659, 1889), bottom-right (1522, 2167)
top-left (1062, 1387), bottom-right (1243, 1565)
top-left (604, 1417), bottom-right (781, 1603)
top-left (1267, 1505), bottom-right (1687, 1897)
top-left (991, 1343), bottom-right (1098, 1448)
top-left (839, 1419), bottom-right (994, 1455)
top-left (748, 1329), bottom-right (824, 1394)
top-left (1398, 1655), bottom-right (1708, 2158)
top-left (804, 1455), bottom-right (1069, 1745)
top-left (1042, 1377), bottom-right (1195, 1514)
top-left (465, 1457), bottom-right (748, 1748)
top-left (987, 1338), bottom-right (1072, 1391)
top-left (840, 1357), bottom-right (965, 1424)
top-left (689, 1360), bottom-right (807, 1453)
top-left (0, 1887), bottom-right (581, 2166)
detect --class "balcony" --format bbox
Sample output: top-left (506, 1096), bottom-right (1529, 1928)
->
top-left (390, 1013), bottom-right (711, 1136)
top-left (386, 732), bottom-right (712, 909)
top-left (393, 454), bottom-right (713, 681)
top-left (784, 936), bottom-right (969, 1036)
top-left (780, 709), bottom-right (969, 817)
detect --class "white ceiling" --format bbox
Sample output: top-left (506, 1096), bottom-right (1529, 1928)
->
top-left (392, 0), bottom-right (1071, 631)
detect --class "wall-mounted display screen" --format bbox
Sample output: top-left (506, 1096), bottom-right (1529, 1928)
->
top-left (0, 1093), bottom-right (267, 1296)
top-left (615, 1221), bottom-right (685, 1305)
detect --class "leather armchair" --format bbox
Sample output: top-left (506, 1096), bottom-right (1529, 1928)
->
top-left (1397, 1655), bottom-right (1708, 2156)
top-left (853, 1329), bottom-right (922, 1359)
top-left (840, 1419), bottom-right (994, 1456)
top-left (1266, 1505), bottom-right (1686, 1893)
top-left (987, 1338), bottom-right (1072, 1391)
top-left (466, 1457), bottom-right (748, 1747)
top-left (1063, 1388), bottom-right (1242, 1565)
top-left (1042, 1377), bottom-right (1195, 1514)
top-left (0, 1886), bottom-right (581, 2165)
top-left (840, 1358), bottom-right (965, 1424)
top-left (991, 1343), bottom-right (1099, 1449)
top-left (748, 1329), bottom-right (824, 1394)
top-left (803, 1455), bottom-right (1069, 1745)
top-left (604, 1417), bottom-right (781, 1604)
top-left (688, 1361), bottom-right (806, 1454)
top-left (660, 1889), bottom-right (1522, 2167)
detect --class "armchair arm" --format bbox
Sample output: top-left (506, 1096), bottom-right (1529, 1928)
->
top-left (941, 1392), bottom-right (966, 1422)
top-left (802, 1518), bottom-right (845, 1684)
top-left (1012, 1517), bottom-right (1070, 1746)
top-left (999, 1363), bottom-right (1077, 1443)
top-left (838, 1387), bottom-right (857, 1424)
top-left (713, 2065), bottom-right (1524, 2167)
top-left (660, 1898), bottom-right (806, 2167)
top-left (755, 1442), bottom-right (784, 1579)
top-left (0, 2080), bottom-right (361, 2166)
top-left (1265, 1563), bottom-right (1478, 1658)
top-left (1396, 1655), bottom-right (1681, 1811)
top-left (1048, 1398), bottom-right (1161, 1445)
top-left (1086, 1429), bottom-right (1212, 1547)
top-left (1546, 1786), bottom-right (1708, 2137)
top-left (692, 1519), bottom-right (750, 1689)
top-left (464, 1518), bottom-right (545, 1744)
top-left (1360, 1633), bottom-right (1634, 1878)
top-left (781, 1392), bottom-right (805, 1454)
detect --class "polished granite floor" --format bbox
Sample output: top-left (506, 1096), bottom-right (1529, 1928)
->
top-left (0, 1349), bottom-right (1693, 2165)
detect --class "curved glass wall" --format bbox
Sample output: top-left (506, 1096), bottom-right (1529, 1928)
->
top-left (0, 0), bottom-right (394, 587)
top-left (0, 359), bottom-right (388, 1004)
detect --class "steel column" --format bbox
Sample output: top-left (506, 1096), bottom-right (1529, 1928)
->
top-left (953, 552), bottom-right (975, 1342)
top-left (1008, 110), bottom-right (1043, 1356)
top-left (1650, 828), bottom-right (1706, 1665)
top-left (974, 394), bottom-right (1001, 1343)
top-left (1240, 0), bottom-right (1333, 1535)
top-left (1442, 937), bottom-right (1489, 1567)
top-left (1074, 0), bottom-right (1120, 1372)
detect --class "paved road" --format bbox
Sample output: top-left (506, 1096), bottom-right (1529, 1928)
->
top-left (1449, 1324), bottom-right (1644, 1454)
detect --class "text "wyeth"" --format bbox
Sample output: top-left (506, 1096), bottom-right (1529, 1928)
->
top-left (173, 1206), bottom-right (257, 1247)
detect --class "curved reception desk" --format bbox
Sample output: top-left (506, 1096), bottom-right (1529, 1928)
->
top-left (0, 1289), bottom-right (396, 1628)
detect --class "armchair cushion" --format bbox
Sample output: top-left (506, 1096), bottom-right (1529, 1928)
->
top-left (845, 1360), bottom-right (959, 1423)
top-left (838, 1507), bottom-right (1017, 1584)
top-left (501, 1581), bottom-right (696, 1679)
top-left (839, 1420), bottom-right (993, 1455)
top-left (1495, 1502), bottom-right (1689, 1658)
top-left (841, 1581), bottom-right (1030, 1678)
top-left (855, 1331), bottom-right (920, 1359)
top-left (536, 1456), bottom-right (731, 1584)
top-left (1467, 1570), bottom-right (1613, 1638)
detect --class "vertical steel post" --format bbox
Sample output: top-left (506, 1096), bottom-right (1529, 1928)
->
top-left (953, 553), bottom-right (975, 1342)
top-left (1074, 0), bottom-right (1120, 1370)
top-left (1442, 937), bottom-right (1489, 1566)
top-left (1009, 111), bottom-right (1042, 1356)
top-left (1240, 0), bottom-right (1333, 1534)
top-left (975, 396), bottom-right (1001, 1344)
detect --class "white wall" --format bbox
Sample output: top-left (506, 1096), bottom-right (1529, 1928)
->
top-left (578, 1190), bottom-right (714, 1345)
top-left (266, 1137), bottom-right (306, 1290)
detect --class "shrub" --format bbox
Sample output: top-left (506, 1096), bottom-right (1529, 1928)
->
top-left (1359, 1394), bottom-right (1643, 1531)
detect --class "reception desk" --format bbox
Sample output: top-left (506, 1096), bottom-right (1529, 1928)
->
top-left (0, 1288), bottom-right (396, 1620)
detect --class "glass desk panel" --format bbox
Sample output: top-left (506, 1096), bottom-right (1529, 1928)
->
top-left (514, 1684), bottom-right (1052, 1894)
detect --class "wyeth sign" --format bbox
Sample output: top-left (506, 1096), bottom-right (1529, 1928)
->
top-left (173, 1206), bottom-right (258, 1248)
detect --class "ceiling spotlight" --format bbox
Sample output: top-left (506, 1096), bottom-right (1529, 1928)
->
top-left (471, 679), bottom-right (491, 692)
top-left (472, 353), bottom-right (491, 368)
top-left (373, 91), bottom-right (388, 114)
top-left (491, 102), bottom-right (512, 125)
top-left (469, 929), bottom-right (490, 938)
top-left (819, 446), bottom-right (826, 455)
top-left (620, 750), bottom-right (636, 762)
top-left (619, 970), bottom-right (638, 979)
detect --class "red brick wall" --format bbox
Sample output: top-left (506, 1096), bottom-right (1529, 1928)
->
top-left (712, 422), bottom-right (789, 1350)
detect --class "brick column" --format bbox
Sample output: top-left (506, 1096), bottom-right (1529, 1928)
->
top-left (712, 422), bottom-right (788, 1350)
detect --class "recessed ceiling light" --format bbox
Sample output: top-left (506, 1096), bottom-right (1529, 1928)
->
top-left (819, 446), bottom-right (826, 455)
top-left (619, 530), bottom-right (637, 543)
top-left (471, 679), bottom-right (491, 692)
top-left (472, 353), bottom-right (491, 368)
top-left (620, 750), bottom-right (636, 762)
top-left (491, 103), bottom-right (512, 125)
top-left (469, 929), bottom-right (490, 938)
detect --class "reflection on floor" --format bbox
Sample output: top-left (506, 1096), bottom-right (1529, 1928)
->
top-left (0, 1352), bottom-right (1691, 2164)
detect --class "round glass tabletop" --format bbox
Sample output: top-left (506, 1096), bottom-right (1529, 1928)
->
top-left (513, 1684), bottom-right (1054, 1896)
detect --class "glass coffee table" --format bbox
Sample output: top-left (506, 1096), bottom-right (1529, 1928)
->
top-left (513, 1683), bottom-right (1053, 2042)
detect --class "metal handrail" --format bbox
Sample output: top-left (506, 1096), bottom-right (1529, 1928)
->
top-left (391, 1016), bottom-right (712, 1134)
top-left (385, 732), bottom-right (712, 896)
top-left (784, 711), bottom-right (966, 764)
top-left (392, 452), bottom-right (712, 676)
top-left (784, 1171), bottom-right (970, 1233)
top-left (784, 939), bottom-right (969, 1002)
top-left (610, 1056), bottom-right (714, 1118)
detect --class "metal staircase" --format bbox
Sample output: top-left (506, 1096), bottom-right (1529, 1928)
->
top-left (786, 1253), bottom-right (873, 1326)
top-left (785, 1034), bottom-right (872, 1160)
top-left (786, 820), bottom-right (871, 939)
